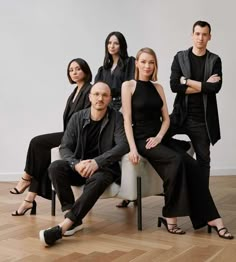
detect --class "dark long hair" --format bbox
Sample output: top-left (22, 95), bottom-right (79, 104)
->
top-left (67, 58), bottom-right (92, 84)
top-left (103, 31), bottom-right (128, 70)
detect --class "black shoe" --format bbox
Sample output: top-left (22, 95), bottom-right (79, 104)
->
top-left (12, 200), bottom-right (37, 216)
top-left (64, 220), bottom-right (83, 236)
top-left (157, 217), bottom-right (185, 235)
top-left (39, 225), bottom-right (62, 246)
top-left (116, 200), bottom-right (137, 208)
top-left (10, 177), bottom-right (31, 194)
top-left (208, 225), bottom-right (234, 240)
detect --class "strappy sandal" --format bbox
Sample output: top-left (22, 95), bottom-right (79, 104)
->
top-left (208, 225), bottom-right (234, 240)
top-left (10, 177), bottom-right (31, 194)
top-left (157, 217), bottom-right (185, 235)
top-left (12, 199), bottom-right (37, 216)
top-left (116, 200), bottom-right (137, 208)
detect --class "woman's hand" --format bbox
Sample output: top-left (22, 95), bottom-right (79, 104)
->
top-left (145, 135), bottom-right (162, 149)
top-left (128, 149), bottom-right (141, 165)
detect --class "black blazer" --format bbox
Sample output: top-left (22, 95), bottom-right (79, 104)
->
top-left (63, 82), bottom-right (92, 130)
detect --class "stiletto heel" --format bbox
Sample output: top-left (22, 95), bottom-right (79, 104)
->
top-left (12, 200), bottom-right (37, 216)
top-left (157, 217), bottom-right (185, 235)
top-left (207, 225), bottom-right (234, 240)
top-left (10, 177), bottom-right (31, 194)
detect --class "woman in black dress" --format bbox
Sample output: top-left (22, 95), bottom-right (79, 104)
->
top-left (121, 47), bottom-right (233, 239)
top-left (95, 31), bottom-right (135, 111)
top-left (11, 58), bottom-right (92, 216)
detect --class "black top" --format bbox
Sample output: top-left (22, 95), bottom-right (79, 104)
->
top-left (187, 51), bottom-right (206, 122)
top-left (132, 80), bottom-right (163, 140)
top-left (84, 118), bottom-right (103, 159)
top-left (95, 56), bottom-right (135, 111)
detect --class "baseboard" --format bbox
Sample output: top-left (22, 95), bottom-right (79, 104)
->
top-left (0, 172), bottom-right (21, 182)
top-left (210, 169), bottom-right (236, 176)
top-left (0, 169), bottom-right (235, 182)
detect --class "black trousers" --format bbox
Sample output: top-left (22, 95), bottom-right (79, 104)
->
top-left (25, 132), bottom-right (63, 199)
top-left (181, 152), bottom-right (220, 229)
top-left (49, 160), bottom-right (115, 222)
top-left (166, 118), bottom-right (210, 186)
top-left (136, 139), bottom-right (190, 218)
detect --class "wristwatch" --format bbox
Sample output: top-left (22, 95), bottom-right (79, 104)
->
top-left (183, 77), bottom-right (188, 85)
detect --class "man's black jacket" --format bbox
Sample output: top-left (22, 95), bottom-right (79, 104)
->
top-left (59, 107), bottom-right (129, 177)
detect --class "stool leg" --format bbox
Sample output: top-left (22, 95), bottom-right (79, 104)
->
top-left (137, 176), bottom-right (142, 230)
top-left (51, 189), bottom-right (56, 216)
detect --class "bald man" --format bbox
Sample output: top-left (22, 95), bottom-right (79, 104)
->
top-left (40, 81), bottom-right (129, 246)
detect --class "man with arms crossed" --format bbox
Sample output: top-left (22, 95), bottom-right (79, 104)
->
top-left (168, 20), bottom-right (222, 187)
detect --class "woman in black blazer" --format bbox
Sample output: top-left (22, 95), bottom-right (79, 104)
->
top-left (11, 58), bottom-right (92, 216)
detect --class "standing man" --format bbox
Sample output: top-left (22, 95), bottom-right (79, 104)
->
top-left (168, 20), bottom-right (222, 186)
top-left (39, 81), bottom-right (129, 246)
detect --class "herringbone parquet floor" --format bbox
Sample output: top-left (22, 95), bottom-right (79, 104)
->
top-left (0, 176), bottom-right (236, 261)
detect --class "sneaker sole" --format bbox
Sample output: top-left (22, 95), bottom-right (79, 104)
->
top-left (63, 224), bottom-right (83, 236)
top-left (39, 230), bottom-right (49, 247)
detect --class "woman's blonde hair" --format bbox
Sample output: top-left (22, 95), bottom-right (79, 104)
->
top-left (135, 47), bottom-right (158, 82)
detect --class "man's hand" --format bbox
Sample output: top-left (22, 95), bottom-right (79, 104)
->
top-left (74, 161), bottom-right (86, 174)
top-left (75, 159), bottom-right (98, 178)
top-left (207, 74), bottom-right (221, 83)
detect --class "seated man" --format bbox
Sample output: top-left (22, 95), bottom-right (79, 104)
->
top-left (39, 81), bottom-right (129, 247)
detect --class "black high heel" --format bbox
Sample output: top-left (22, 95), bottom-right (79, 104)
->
top-left (12, 200), bottom-right (37, 216)
top-left (157, 217), bottom-right (185, 235)
top-left (10, 177), bottom-right (31, 194)
top-left (116, 200), bottom-right (137, 208)
top-left (208, 225), bottom-right (234, 240)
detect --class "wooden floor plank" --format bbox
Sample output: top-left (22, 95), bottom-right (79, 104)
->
top-left (0, 176), bottom-right (236, 261)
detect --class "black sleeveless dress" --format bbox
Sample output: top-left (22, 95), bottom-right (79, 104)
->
top-left (131, 82), bottom-right (220, 226)
top-left (132, 80), bottom-right (163, 140)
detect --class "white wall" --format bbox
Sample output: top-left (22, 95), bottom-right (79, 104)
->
top-left (0, 0), bottom-right (235, 181)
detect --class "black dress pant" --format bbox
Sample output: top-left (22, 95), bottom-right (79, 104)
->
top-left (49, 160), bottom-right (115, 222)
top-left (166, 118), bottom-right (211, 187)
top-left (136, 140), bottom-right (190, 218)
top-left (182, 153), bottom-right (220, 229)
top-left (25, 132), bottom-right (63, 199)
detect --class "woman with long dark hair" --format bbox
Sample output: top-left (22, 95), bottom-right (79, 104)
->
top-left (11, 58), bottom-right (92, 216)
top-left (95, 31), bottom-right (135, 111)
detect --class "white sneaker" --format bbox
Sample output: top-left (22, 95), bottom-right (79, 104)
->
top-left (63, 221), bottom-right (83, 236)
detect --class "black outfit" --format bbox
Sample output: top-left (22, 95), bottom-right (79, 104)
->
top-left (49, 107), bottom-right (129, 222)
top-left (132, 80), bottom-right (189, 217)
top-left (133, 80), bottom-right (220, 229)
top-left (167, 47), bottom-right (222, 184)
top-left (95, 56), bottom-right (135, 111)
top-left (25, 83), bottom-right (92, 199)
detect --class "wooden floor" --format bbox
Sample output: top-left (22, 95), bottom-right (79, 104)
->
top-left (1, 176), bottom-right (236, 262)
